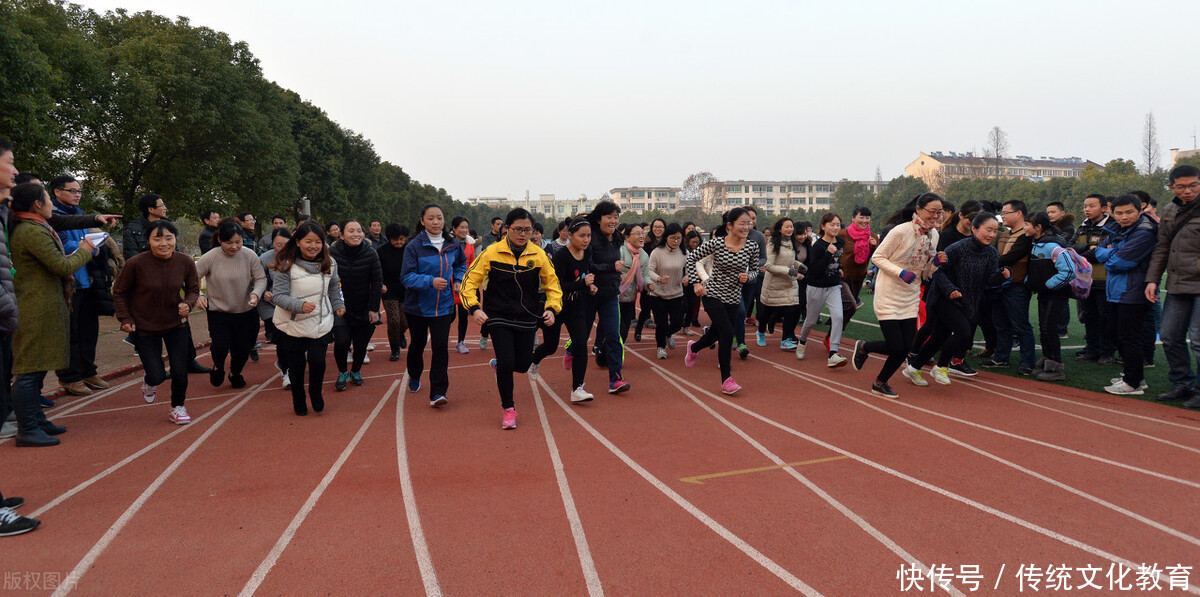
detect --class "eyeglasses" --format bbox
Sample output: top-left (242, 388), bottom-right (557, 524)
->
top-left (509, 226), bottom-right (533, 235)
top-left (920, 207), bottom-right (945, 216)
top-left (1000, 210), bottom-right (1016, 216)
top-left (1171, 182), bottom-right (1200, 191)
top-left (60, 188), bottom-right (82, 195)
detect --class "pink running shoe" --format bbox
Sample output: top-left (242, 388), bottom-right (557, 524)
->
top-left (141, 382), bottom-right (157, 404)
top-left (684, 340), bottom-right (698, 368)
top-left (563, 350), bottom-right (573, 370)
top-left (720, 377), bottom-right (742, 395)
top-left (501, 407), bottom-right (517, 430)
top-left (168, 406), bottom-right (191, 425)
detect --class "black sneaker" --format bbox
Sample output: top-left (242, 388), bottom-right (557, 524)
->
top-left (0, 508), bottom-right (38, 537)
top-left (594, 347), bottom-right (608, 368)
top-left (634, 332), bottom-right (642, 343)
top-left (979, 359), bottom-right (1009, 369)
top-left (1155, 386), bottom-right (1198, 403)
top-left (398, 336), bottom-right (408, 349)
top-left (948, 362), bottom-right (978, 377)
top-left (737, 344), bottom-right (750, 360)
top-left (1098, 355), bottom-right (1116, 365)
top-left (1, 497), bottom-right (24, 509)
top-left (229, 374), bottom-right (247, 389)
top-left (390, 349), bottom-right (400, 362)
top-left (1074, 351), bottom-right (1099, 363)
top-left (852, 341), bottom-right (868, 371)
top-left (209, 369), bottom-right (225, 387)
top-left (1184, 395), bottom-right (1200, 410)
top-left (1017, 365), bottom-right (1034, 376)
top-left (249, 349), bottom-right (259, 362)
top-left (871, 381), bottom-right (899, 399)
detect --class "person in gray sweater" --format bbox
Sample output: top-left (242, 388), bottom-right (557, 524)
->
top-left (196, 220), bottom-right (267, 390)
top-left (647, 223), bottom-right (687, 358)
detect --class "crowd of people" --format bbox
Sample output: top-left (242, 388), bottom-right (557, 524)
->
top-left (2, 130), bottom-right (1199, 537)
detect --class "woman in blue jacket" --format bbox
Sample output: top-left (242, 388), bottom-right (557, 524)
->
top-left (401, 203), bottom-right (467, 406)
top-left (1024, 212), bottom-right (1076, 382)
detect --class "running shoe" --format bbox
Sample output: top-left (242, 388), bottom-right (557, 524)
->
top-left (795, 341), bottom-right (806, 360)
top-left (282, 373), bottom-right (291, 389)
top-left (455, 342), bottom-right (469, 354)
top-left (1104, 380), bottom-right (1144, 396)
top-left (930, 366), bottom-right (951, 386)
top-left (570, 385), bottom-right (594, 403)
top-left (350, 371), bottom-right (364, 386)
top-left (490, 358), bottom-right (497, 373)
top-left (667, 336), bottom-right (676, 349)
top-left (501, 407), bottom-right (517, 429)
top-left (901, 365), bottom-right (929, 387)
top-left (335, 372), bottom-right (350, 391)
top-left (684, 340), bottom-right (698, 368)
top-left (827, 354), bottom-right (847, 368)
top-left (563, 347), bottom-right (573, 370)
top-left (390, 349), bottom-right (401, 361)
top-left (720, 377), bottom-right (742, 395)
top-left (141, 382), bottom-right (157, 404)
top-left (408, 378), bottom-right (421, 393)
top-left (634, 331), bottom-right (642, 343)
top-left (480, 337), bottom-right (488, 350)
top-left (609, 377), bottom-right (631, 394)
top-left (528, 362), bottom-right (540, 380)
top-left (978, 358), bottom-right (1009, 369)
top-left (168, 406), bottom-right (191, 425)
top-left (947, 362), bottom-right (978, 377)
top-left (871, 381), bottom-right (899, 399)
top-left (781, 339), bottom-right (797, 351)
top-left (366, 343), bottom-right (375, 352)
top-left (431, 395), bottom-right (448, 407)
top-left (852, 340), bottom-right (868, 371)
top-left (657, 348), bottom-right (668, 360)
top-left (250, 349), bottom-right (259, 362)
top-left (1109, 377), bottom-right (1148, 391)
top-left (1, 497), bottom-right (23, 509)
top-left (39, 395), bottom-right (55, 407)
top-left (756, 331), bottom-right (766, 347)
top-left (0, 508), bottom-right (39, 537)
top-left (737, 344), bottom-right (749, 360)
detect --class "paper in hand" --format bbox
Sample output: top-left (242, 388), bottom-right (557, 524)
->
top-left (85, 231), bottom-right (109, 246)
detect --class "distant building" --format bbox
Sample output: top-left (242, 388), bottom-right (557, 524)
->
top-left (608, 187), bottom-right (682, 214)
top-left (700, 180), bottom-right (887, 216)
top-left (1172, 148), bottom-right (1200, 165)
top-left (465, 194), bottom-right (595, 220)
top-left (906, 151), bottom-right (1102, 190)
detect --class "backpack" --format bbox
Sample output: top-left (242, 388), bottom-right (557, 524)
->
top-left (1050, 246), bottom-right (1092, 299)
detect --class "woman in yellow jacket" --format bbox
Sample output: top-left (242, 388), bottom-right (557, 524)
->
top-left (460, 208), bottom-right (562, 430)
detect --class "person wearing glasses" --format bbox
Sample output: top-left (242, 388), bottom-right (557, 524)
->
top-left (460, 208), bottom-right (562, 429)
top-left (850, 194), bottom-right (946, 398)
top-left (1146, 165), bottom-right (1200, 407)
top-left (978, 200), bottom-right (1038, 376)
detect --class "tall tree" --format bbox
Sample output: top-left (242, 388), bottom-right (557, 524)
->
top-left (984, 126), bottom-right (1009, 178)
top-left (1142, 111), bottom-right (1161, 175)
top-left (832, 180), bottom-right (874, 219)
top-left (680, 171), bottom-right (722, 213)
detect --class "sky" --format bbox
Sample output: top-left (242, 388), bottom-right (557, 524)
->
top-left (76, 0), bottom-right (1200, 203)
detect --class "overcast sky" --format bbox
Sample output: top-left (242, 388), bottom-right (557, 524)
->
top-left (78, 0), bottom-right (1200, 202)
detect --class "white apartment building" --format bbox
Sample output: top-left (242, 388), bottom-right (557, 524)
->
top-left (607, 187), bottom-right (681, 214)
top-left (701, 180), bottom-right (888, 216)
top-left (466, 194), bottom-right (596, 220)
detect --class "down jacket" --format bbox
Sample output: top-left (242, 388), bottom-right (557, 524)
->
top-left (1147, 197), bottom-right (1200, 295)
top-left (759, 237), bottom-right (807, 307)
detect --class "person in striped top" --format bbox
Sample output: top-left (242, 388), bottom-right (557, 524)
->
top-left (683, 208), bottom-right (759, 395)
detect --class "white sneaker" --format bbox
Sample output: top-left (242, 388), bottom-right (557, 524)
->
top-left (528, 362), bottom-right (539, 380)
top-left (931, 366), bottom-right (951, 386)
top-left (827, 354), bottom-right (847, 368)
top-left (168, 406), bottom-right (191, 425)
top-left (570, 385), bottom-right (594, 403)
top-left (480, 337), bottom-right (488, 350)
top-left (366, 343), bottom-right (375, 352)
top-left (1110, 377), bottom-right (1149, 390)
top-left (282, 373), bottom-right (291, 389)
top-left (0, 421), bottom-right (16, 439)
top-left (667, 336), bottom-right (676, 349)
top-left (902, 365), bottom-right (929, 387)
top-left (1105, 380), bottom-right (1145, 395)
top-left (795, 342), bottom-right (806, 360)
top-left (362, 354), bottom-right (370, 364)
top-left (141, 382), bottom-right (157, 404)
top-left (657, 348), bottom-right (668, 359)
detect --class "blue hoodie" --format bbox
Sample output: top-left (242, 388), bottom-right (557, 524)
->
top-left (52, 199), bottom-right (90, 289)
top-left (1028, 234), bottom-right (1076, 293)
top-left (1094, 214), bottom-right (1158, 304)
top-left (400, 229), bottom-right (466, 317)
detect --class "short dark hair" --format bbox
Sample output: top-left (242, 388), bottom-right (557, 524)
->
top-left (1002, 200), bottom-right (1027, 216)
top-left (744, 205), bottom-right (757, 215)
top-left (147, 219), bottom-right (179, 238)
top-left (296, 214), bottom-right (311, 224)
top-left (1046, 201), bottom-right (1065, 211)
top-left (0, 137), bottom-right (12, 156)
top-left (48, 175), bottom-right (76, 195)
top-left (532, 222), bottom-right (544, 234)
top-left (10, 182), bottom-right (47, 212)
top-left (14, 173), bottom-right (41, 185)
top-left (505, 207), bottom-right (533, 227)
top-left (1126, 190), bottom-right (1152, 205)
top-left (852, 206), bottom-right (872, 218)
top-left (1169, 164), bottom-right (1200, 184)
top-left (1084, 194), bottom-right (1108, 207)
top-left (236, 211), bottom-right (254, 222)
top-left (271, 213), bottom-right (286, 223)
top-left (216, 219), bottom-right (245, 243)
top-left (200, 209), bottom-right (219, 222)
top-left (385, 223), bottom-right (410, 240)
top-left (1110, 194), bottom-right (1143, 213)
top-left (491, 217), bottom-right (503, 225)
top-left (138, 194), bottom-right (162, 217)
top-left (269, 227), bottom-right (292, 244)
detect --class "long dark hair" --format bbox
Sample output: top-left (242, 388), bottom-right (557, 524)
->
top-left (884, 192), bottom-right (943, 228)
top-left (769, 217), bottom-right (794, 255)
top-left (274, 221), bottom-right (332, 274)
top-left (943, 199), bottom-right (982, 232)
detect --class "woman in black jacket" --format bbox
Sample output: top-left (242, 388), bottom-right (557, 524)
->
top-left (377, 223), bottom-right (410, 361)
top-left (586, 201), bottom-right (631, 394)
top-left (329, 219), bottom-right (383, 389)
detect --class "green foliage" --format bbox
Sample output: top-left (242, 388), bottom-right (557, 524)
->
top-left (944, 158), bottom-right (1171, 216)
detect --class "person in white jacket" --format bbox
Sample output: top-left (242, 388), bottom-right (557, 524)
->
top-left (852, 194), bottom-right (946, 398)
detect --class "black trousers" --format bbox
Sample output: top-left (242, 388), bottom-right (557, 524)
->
top-left (619, 300), bottom-right (636, 343)
top-left (490, 325), bottom-right (536, 409)
top-left (865, 318), bottom-right (917, 384)
top-left (456, 303), bottom-right (470, 344)
top-left (913, 304), bottom-right (972, 367)
top-left (334, 321), bottom-right (376, 373)
top-left (278, 331), bottom-right (332, 413)
top-left (57, 287), bottom-right (101, 383)
top-left (1109, 302), bottom-right (1149, 387)
top-left (651, 296), bottom-right (685, 348)
top-left (407, 312), bottom-right (453, 396)
top-left (759, 304), bottom-right (801, 341)
top-left (692, 297), bottom-right (739, 381)
top-left (635, 291), bottom-right (656, 334)
top-left (1037, 293), bottom-right (1068, 363)
top-left (208, 310), bottom-right (259, 376)
top-left (134, 326), bottom-right (192, 407)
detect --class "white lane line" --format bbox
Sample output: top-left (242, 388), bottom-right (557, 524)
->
top-left (29, 388), bottom-right (254, 518)
top-left (967, 377), bottom-right (1200, 433)
top-left (639, 363), bottom-right (964, 597)
top-left (767, 361), bottom-right (1200, 548)
top-left (52, 373), bottom-right (280, 596)
top-left (529, 378), bottom-right (604, 597)
top-left (637, 355), bottom-right (1200, 593)
top-left (240, 380), bottom-right (399, 596)
top-left (0, 380), bottom-right (141, 447)
top-left (536, 377), bottom-right (822, 596)
top-left (54, 391), bottom-right (243, 419)
top-left (395, 373), bottom-right (442, 597)
top-left (743, 354), bottom-right (1200, 485)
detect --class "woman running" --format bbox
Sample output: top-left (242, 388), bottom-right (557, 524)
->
top-left (681, 230), bottom-right (703, 333)
top-left (377, 223), bottom-right (410, 361)
top-left (758, 217), bottom-right (807, 350)
top-left (586, 200), bottom-right (631, 394)
top-left (634, 217), bottom-right (667, 341)
top-left (450, 215), bottom-right (476, 354)
top-left (851, 194), bottom-right (946, 398)
top-left (460, 208), bottom-right (562, 429)
top-left (271, 221), bottom-right (345, 416)
top-left (259, 227), bottom-right (292, 387)
top-left (329, 219), bottom-right (383, 390)
top-left (529, 217), bottom-right (597, 403)
top-left (648, 223), bottom-right (687, 359)
top-left (618, 224), bottom-right (652, 344)
top-left (683, 208), bottom-right (759, 395)
top-left (402, 203), bottom-right (467, 407)
top-left (196, 219), bottom-right (267, 389)
top-left (796, 213), bottom-right (849, 367)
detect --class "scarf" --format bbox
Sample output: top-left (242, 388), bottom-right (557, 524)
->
top-left (846, 222), bottom-right (872, 264)
top-left (14, 211), bottom-right (65, 254)
top-left (908, 213), bottom-right (936, 267)
top-left (619, 241), bottom-right (643, 294)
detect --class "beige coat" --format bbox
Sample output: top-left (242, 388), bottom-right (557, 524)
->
top-left (871, 222), bottom-right (939, 320)
top-left (759, 238), bottom-right (807, 307)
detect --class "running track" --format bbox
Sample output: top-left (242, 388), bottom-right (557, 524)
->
top-left (3, 321), bottom-right (1199, 596)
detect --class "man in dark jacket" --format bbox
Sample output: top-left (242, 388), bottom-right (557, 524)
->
top-left (1146, 165), bottom-right (1200, 406)
top-left (236, 212), bottom-right (260, 254)
top-left (197, 209), bottom-right (220, 255)
top-left (1070, 194), bottom-right (1120, 364)
top-left (479, 217), bottom-right (503, 251)
top-left (1095, 195), bottom-right (1158, 396)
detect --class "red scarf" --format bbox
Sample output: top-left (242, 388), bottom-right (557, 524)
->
top-left (14, 211), bottom-right (65, 253)
top-left (846, 222), bottom-right (872, 264)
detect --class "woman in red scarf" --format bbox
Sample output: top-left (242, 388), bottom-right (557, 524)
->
top-left (839, 206), bottom-right (879, 303)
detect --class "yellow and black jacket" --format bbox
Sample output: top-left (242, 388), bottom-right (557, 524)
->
top-left (460, 240), bottom-right (563, 331)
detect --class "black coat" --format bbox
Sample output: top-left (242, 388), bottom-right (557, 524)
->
top-left (329, 240), bottom-right (382, 324)
top-left (377, 242), bottom-right (407, 302)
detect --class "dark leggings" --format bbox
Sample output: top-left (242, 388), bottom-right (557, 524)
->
top-left (619, 301), bottom-right (636, 343)
top-left (912, 304), bottom-right (972, 367)
top-left (864, 318), bottom-right (917, 384)
top-left (490, 325), bottom-right (536, 409)
top-left (683, 284), bottom-right (702, 327)
top-left (208, 310), bottom-right (259, 376)
top-left (758, 304), bottom-right (801, 341)
top-left (651, 296), bottom-right (685, 348)
top-left (457, 304), bottom-right (470, 344)
top-left (334, 321), bottom-right (376, 373)
top-left (635, 291), bottom-right (656, 334)
top-left (1037, 293), bottom-right (1068, 362)
top-left (135, 326), bottom-right (191, 407)
top-left (531, 305), bottom-right (591, 388)
top-left (279, 332), bottom-right (331, 413)
top-left (407, 312), bottom-right (454, 396)
top-left (692, 297), bottom-right (740, 381)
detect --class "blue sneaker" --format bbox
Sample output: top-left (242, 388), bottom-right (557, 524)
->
top-left (350, 371), bottom-right (364, 386)
top-left (40, 395), bottom-right (55, 408)
top-left (335, 372), bottom-right (350, 391)
top-left (407, 377), bottom-right (421, 393)
top-left (781, 339), bottom-right (797, 350)
top-left (756, 331), bottom-right (767, 347)
top-left (430, 394), bottom-right (447, 407)
top-left (490, 358), bottom-right (497, 372)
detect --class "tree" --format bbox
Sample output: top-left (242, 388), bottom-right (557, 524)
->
top-left (832, 181), bottom-right (874, 219)
top-left (1142, 111), bottom-right (1161, 175)
top-left (984, 126), bottom-right (1009, 178)
top-left (680, 171), bottom-right (722, 213)
top-left (873, 176), bottom-right (930, 217)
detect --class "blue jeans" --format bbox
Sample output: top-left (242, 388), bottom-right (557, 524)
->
top-left (1160, 293), bottom-right (1200, 390)
top-left (588, 295), bottom-right (624, 382)
top-left (993, 284), bottom-right (1037, 367)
